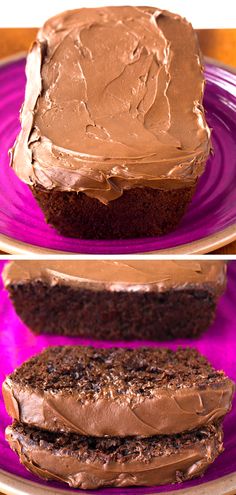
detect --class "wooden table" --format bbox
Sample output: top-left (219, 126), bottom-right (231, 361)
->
top-left (0, 28), bottom-right (236, 254)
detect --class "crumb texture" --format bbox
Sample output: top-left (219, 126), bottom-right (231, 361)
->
top-left (8, 281), bottom-right (217, 340)
top-left (32, 185), bottom-right (195, 239)
top-left (9, 346), bottom-right (226, 399)
top-left (9, 422), bottom-right (221, 464)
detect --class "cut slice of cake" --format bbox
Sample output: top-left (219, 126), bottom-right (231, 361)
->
top-left (2, 260), bottom-right (226, 340)
top-left (6, 422), bottom-right (223, 489)
top-left (3, 346), bottom-right (234, 437)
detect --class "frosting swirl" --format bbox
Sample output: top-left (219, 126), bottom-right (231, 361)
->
top-left (11, 6), bottom-right (211, 204)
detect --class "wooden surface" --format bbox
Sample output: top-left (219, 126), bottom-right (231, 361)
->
top-left (0, 28), bottom-right (236, 254)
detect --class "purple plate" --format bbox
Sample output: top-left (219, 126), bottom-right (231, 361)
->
top-left (0, 260), bottom-right (235, 494)
top-left (0, 57), bottom-right (236, 254)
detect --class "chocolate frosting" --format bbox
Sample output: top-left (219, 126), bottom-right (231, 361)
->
top-left (2, 260), bottom-right (226, 294)
top-left (3, 378), bottom-right (233, 437)
top-left (2, 346), bottom-right (234, 438)
top-left (6, 424), bottom-right (223, 489)
top-left (10, 6), bottom-right (211, 204)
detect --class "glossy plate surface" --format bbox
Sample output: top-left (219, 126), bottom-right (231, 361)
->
top-left (0, 56), bottom-right (236, 254)
top-left (0, 261), bottom-right (235, 494)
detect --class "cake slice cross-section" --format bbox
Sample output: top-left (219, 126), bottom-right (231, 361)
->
top-left (6, 422), bottom-right (224, 489)
top-left (3, 346), bottom-right (234, 437)
top-left (2, 260), bottom-right (226, 340)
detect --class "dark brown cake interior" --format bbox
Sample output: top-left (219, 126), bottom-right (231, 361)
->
top-left (8, 281), bottom-right (217, 340)
top-left (32, 184), bottom-right (195, 239)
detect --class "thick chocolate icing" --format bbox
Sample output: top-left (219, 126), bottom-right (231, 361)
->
top-left (2, 260), bottom-right (226, 294)
top-left (10, 6), bottom-right (210, 204)
top-left (3, 346), bottom-right (234, 438)
top-left (6, 424), bottom-right (223, 489)
top-left (3, 377), bottom-right (233, 437)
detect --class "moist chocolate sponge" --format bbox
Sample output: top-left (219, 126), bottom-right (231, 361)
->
top-left (32, 184), bottom-right (195, 239)
top-left (7, 280), bottom-right (219, 340)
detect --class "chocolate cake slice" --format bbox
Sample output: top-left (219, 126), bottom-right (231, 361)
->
top-left (3, 346), bottom-right (234, 437)
top-left (3, 260), bottom-right (226, 340)
top-left (6, 422), bottom-right (223, 489)
top-left (10, 6), bottom-right (211, 239)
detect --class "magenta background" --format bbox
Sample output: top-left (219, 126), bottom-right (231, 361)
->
top-left (0, 260), bottom-right (235, 494)
top-left (0, 59), bottom-right (236, 253)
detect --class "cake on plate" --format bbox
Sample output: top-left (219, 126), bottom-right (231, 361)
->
top-left (10, 6), bottom-right (211, 239)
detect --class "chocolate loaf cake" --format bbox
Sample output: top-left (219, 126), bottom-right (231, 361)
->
top-left (10, 6), bottom-right (211, 239)
top-left (2, 260), bottom-right (226, 340)
top-left (6, 422), bottom-right (223, 489)
top-left (3, 346), bottom-right (234, 437)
